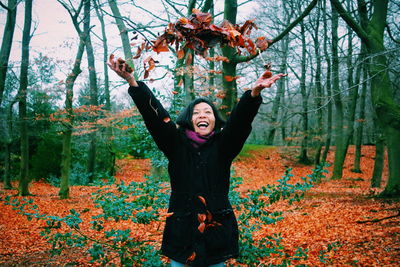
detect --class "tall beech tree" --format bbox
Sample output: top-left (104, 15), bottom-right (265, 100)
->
top-left (321, 0), bottom-right (333, 164)
top-left (0, 0), bottom-right (18, 189)
top-left (330, 6), bottom-right (346, 180)
top-left (56, 0), bottom-right (85, 199)
top-left (298, 19), bottom-right (311, 165)
top-left (331, 0), bottom-right (400, 196)
top-left (83, 0), bottom-right (99, 183)
top-left (17, 0), bottom-right (33, 196)
top-left (108, 0), bottom-right (136, 76)
top-left (94, 0), bottom-right (115, 176)
top-left (310, 1), bottom-right (324, 165)
top-left (0, 0), bottom-right (18, 106)
top-left (353, 47), bottom-right (368, 173)
top-left (265, 1), bottom-right (290, 146)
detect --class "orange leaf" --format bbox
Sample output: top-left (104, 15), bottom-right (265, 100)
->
top-left (198, 222), bottom-right (205, 233)
top-left (186, 251), bottom-right (196, 262)
top-left (198, 195), bottom-right (207, 206)
top-left (256, 36), bottom-right (269, 51)
top-left (198, 213), bottom-right (206, 223)
top-left (177, 49), bottom-right (185, 59)
top-left (185, 52), bottom-right (193, 65)
top-left (224, 75), bottom-right (240, 82)
top-left (206, 210), bottom-right (212, 221)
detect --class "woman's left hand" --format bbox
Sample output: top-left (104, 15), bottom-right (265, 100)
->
top-left (251, 73), bottom-right (287, 97)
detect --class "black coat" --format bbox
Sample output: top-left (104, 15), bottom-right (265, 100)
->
top-left (128, 82), bottom-right (262, 266)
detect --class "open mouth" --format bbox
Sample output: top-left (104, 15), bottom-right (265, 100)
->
top-left (197, 122), bottom-right (209, 129)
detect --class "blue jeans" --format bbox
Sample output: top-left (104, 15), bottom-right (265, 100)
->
top-left (170, 259), bottom-right (224, 267)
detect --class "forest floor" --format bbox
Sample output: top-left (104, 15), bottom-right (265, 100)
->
top-left (0, 145), bottom-right (399, 266)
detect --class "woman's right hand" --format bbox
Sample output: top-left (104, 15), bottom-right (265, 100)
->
top-left (107, 54), bottom-right (138, 87)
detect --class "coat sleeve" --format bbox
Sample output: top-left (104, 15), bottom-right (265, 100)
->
top-left (128, 81), bottom-right (178, 157)
top-left (220, 90), bottom-right (262, 159)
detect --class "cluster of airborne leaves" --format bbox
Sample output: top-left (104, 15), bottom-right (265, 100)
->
top-left (4, 164), bottom-right (343, 266)
top-left (134, 9), bottom-right (270, 78)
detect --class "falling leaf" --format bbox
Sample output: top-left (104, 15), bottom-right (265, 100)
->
top-left (187, 251), bottom-right (196, 262)
top-left (177, 49), bottom-right (185, 59)
top-left (256, 36), bottom-right (269, 51)
top-left (224, 75), bottom-right (240, 82)
top-left (198, 195), bottom-right (207, 206)
top-left (185, 52), bottom-right (193, 65)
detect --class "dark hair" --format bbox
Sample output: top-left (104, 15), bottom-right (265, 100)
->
top-left (176, 98), bottom-right (225, 132)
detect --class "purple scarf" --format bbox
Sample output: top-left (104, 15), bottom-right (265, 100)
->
top-left (185, 129), bottom-right (215, 148)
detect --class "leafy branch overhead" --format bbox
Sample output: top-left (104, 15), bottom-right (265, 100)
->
top-left (133, 9), bottom-right (270, 78)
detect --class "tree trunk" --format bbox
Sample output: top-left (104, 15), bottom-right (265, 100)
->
top-left (0, 0), bottom-right (18, 106)
top-left (321, 0), bottom-right (332, 164)
top-left (94, 0), bottom-right (115, 176)
top-left (371, 124), bottom-right (384, 188)
top-left (353, 52), bottom-right (368, 173)
top-left (59, 38), bottom-right (85, 199)
top-left (312, 1), bottom-right (323, 166)
top-left (0, 0), bottom-right (18, 189)
top-left (220, 0), bottom-right (238, 119)
top-left (18, 0), bottom-right (33, 196)
top-left (107, 0), bottom-right (135, 75)
top-left (83, 0), bottom-right (98, 183)
top-left (331, 7), bottom-right (346, 179)
top-left (1, 98), bottom-right (17, 189)
top-left (266, 35), bottom-right (289, 145)
top-left (298, 21), bottom-right (311, 165)
top-left (338, 6), bottom-right (359, 172)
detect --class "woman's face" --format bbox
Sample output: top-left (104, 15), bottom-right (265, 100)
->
top-left (192, 102), bottom-right (216, 136)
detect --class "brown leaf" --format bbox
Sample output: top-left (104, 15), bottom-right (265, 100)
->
top-left (198, 222), bottom-right (206, 233)
top-left (255, 36), bottom-right (269, 51)
top-left (198, 213), bottom-right (206, 223)
top-left (185, 52), bottom-right (193, 65)
top-left (187, 251), bottom-right (196, 262)
top-left (224, 75), bottom-right (240, 82)
top-left (198, 195), bottom-right (207, 206)
top-left (177, 49), bottom-right (185, 59)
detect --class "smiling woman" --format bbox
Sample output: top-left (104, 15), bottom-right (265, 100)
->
top-left (108, 54), bottom-right (285, 266)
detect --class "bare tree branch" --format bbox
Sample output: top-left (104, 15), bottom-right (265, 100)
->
top-left (356, 210), bottom-right (400, 224)
top-left (386, 24), bottom-right (400, 44)
top-left (330, 0), bottom-right (370, 44)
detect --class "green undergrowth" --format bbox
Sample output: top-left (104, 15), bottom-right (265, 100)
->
top-left (237, 144), bottom-right (275, 159)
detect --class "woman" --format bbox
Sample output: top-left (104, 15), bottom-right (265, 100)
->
top-left (108, 55), bottom-right (285, 267)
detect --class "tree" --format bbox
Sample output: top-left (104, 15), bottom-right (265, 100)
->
top-left (331, 0), bottom-right (400, 196)
top-left (264, 1), bottom-right (290, 146)
top-left (107, 0), bottom-right (135, 74)
top-left (0, 0), bottom-right (18, 106)
top-left (17, 0), bottom-right (33, 196)
top-left (83, 0), bottom-right (99, 183)
top-left (56, 0), bottom-right (86, 199)
top-left (352, 47), bottom-right (368, 173)
top-left (94, 0), bottom-right (115, 176)
top-left (321, 0), bottom-right (333, 164)
top-left (0, 0), bottom-right (18, 189)
top-left (310, 0), bottom-right (323, 165)
top-left (330, 6), bottom-right (346, 180)
top-left (297, 19), bottom-right (311, 165)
